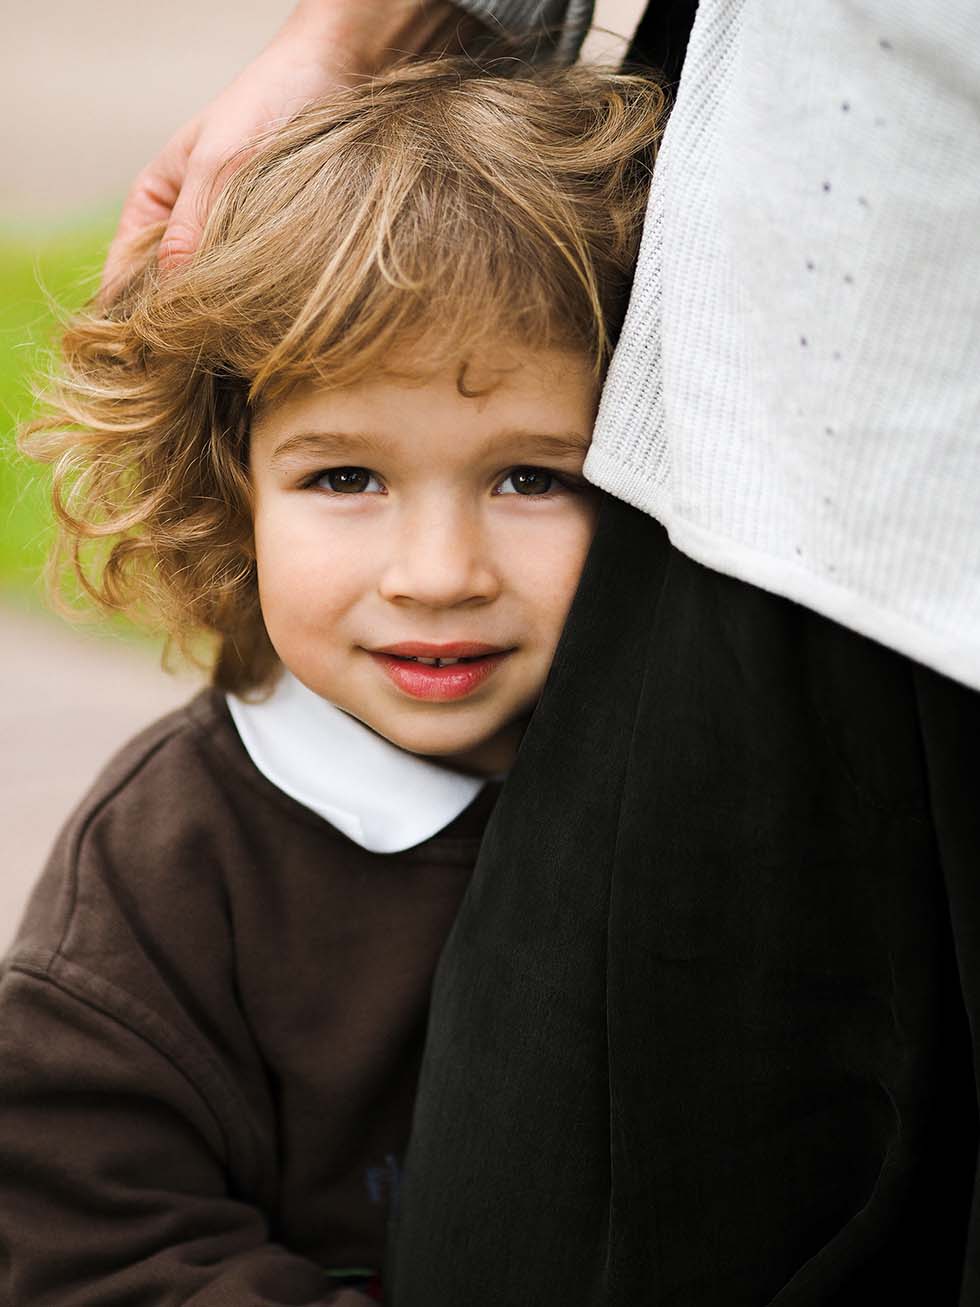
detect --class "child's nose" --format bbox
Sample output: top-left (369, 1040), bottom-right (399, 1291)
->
top-left (377, 503), bottom-right (500, 609)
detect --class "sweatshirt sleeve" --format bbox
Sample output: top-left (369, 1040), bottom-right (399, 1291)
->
top-left (0, 957), bottom-right (374, 1307)
top-left (452, 0), bottom-right (595, 61)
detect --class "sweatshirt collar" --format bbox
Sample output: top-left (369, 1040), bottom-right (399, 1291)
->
top-left (226, 670), bottom-right (486, 854)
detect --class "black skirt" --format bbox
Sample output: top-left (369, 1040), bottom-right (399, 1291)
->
top-left (387, 495), bottom-right (980, 1305)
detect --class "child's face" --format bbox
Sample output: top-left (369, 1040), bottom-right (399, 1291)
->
top-left (249, 341), bottom-right (600, 774)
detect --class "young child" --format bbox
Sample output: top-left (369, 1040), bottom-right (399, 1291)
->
top-left (0, 60), bottom-right (662, 1304)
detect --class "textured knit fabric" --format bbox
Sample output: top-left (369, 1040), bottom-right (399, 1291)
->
top-left (389, 494), bottom-right (980, 1307)
top-left (458, 0), bottom-right (980, 690)
top-left (0, 689), bottom-right (498, 1305)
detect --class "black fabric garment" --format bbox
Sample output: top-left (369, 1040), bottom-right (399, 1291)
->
top-left (625, 0), bottom-right (698, 83)
top-left (387, 495), bottom-right (980, 1305)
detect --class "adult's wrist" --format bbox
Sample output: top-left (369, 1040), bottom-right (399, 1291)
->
top-left (282, 0), bottom-right (490, 79)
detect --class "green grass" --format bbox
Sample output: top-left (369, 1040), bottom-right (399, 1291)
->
top-left (0, 219), bottom-right (114, 604)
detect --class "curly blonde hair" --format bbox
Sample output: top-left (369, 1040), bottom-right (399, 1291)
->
top-left (21, 58), bottom-right (665, 692)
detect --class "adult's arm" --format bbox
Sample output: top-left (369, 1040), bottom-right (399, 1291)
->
top-left (103, 0), bottom-right (595, 291)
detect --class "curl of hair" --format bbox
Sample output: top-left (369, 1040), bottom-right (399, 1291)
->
top-left (21, 57), bottom-right (666, 693)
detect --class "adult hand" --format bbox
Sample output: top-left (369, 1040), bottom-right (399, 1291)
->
top-left (102, 0), bottom-right (489, 293)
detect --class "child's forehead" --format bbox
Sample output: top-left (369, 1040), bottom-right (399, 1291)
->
top-left (254, 340), bottom-right (596, 421)
top-left (250, 344), bottom-right (598, 462)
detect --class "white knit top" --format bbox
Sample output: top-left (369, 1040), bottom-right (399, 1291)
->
top-left (465, 0), bottom-right (980, 690)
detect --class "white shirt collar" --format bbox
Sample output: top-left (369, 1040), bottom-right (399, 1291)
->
top-left (226, 670), bottom-right (486, 854)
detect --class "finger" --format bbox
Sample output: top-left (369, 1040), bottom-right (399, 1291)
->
top-left (156, 148), bottom-right (228, 270)
top-left (102, 120), bottom-right (198, 294)
top-left (157, 135), bottom-right (256, 271)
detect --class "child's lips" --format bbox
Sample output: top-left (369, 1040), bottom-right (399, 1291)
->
top-left (372, 640), bottom-right (509, 661)
top-left (369, 650), bottom-right (511, 701)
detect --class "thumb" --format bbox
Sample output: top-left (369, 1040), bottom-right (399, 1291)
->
top-left (157, 136), bottom-right (254, 270)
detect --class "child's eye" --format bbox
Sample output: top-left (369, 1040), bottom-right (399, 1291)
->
top-left (313, 467), bottom-right (384, 494)
top-left (496, 467), bottom-right (561, 497)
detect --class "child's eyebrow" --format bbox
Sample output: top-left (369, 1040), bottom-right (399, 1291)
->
top-left (492, 431), bottom-right (592, 461)
top-left (268, 429), bottom-right (591, 467)
top-left (269, 431), bottom-right (394, 467)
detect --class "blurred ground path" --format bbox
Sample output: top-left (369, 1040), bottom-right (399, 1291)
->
top-left (0, 605), bottom-right (198, 955)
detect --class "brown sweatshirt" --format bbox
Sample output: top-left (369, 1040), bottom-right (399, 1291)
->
top-left (0, 688), bottom-right (498, 1305)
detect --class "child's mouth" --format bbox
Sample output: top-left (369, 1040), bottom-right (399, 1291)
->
top-left (369, 650), bottom-right (510, 701)
top-left (394, 654), bottom-right (482, 667)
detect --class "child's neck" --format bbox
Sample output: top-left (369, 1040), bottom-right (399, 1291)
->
top-left (425, 715), bottom-right (527, 779)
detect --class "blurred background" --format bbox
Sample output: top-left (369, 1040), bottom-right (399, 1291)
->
top-left (0, 0), bottom-right (644, 951)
